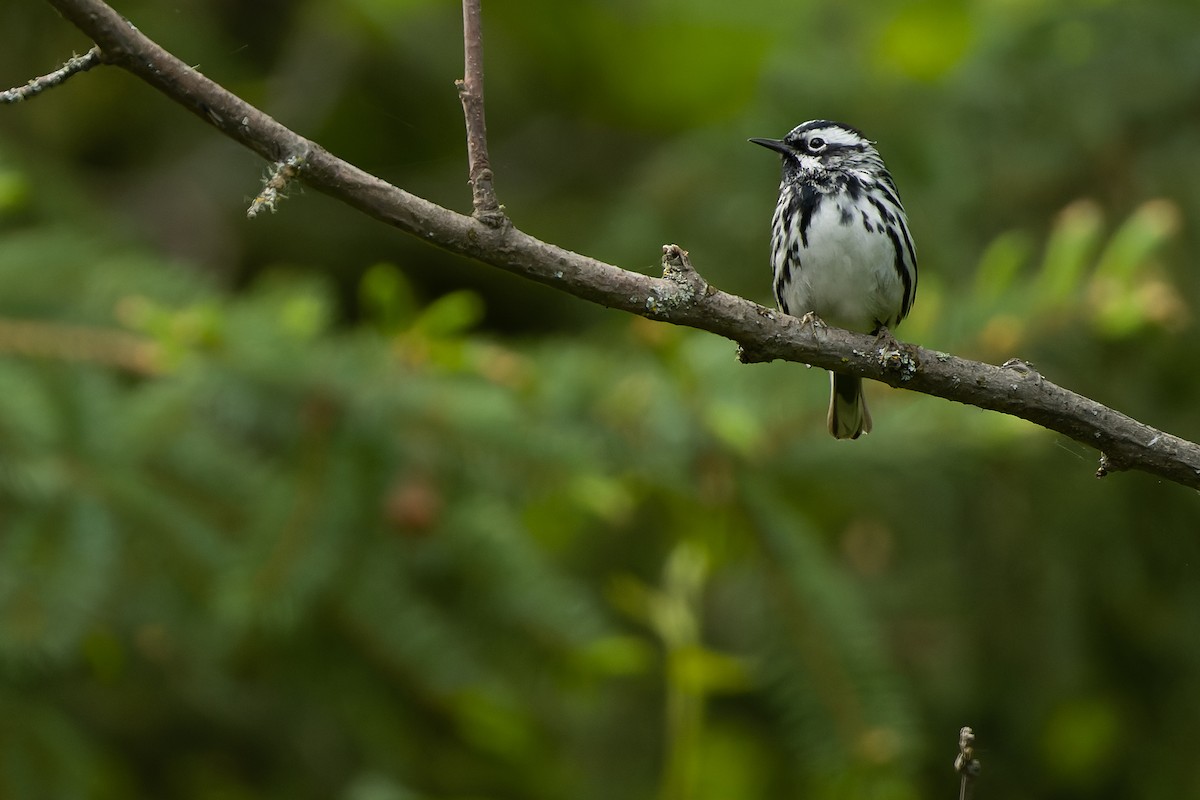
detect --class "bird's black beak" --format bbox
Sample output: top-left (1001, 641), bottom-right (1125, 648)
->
top-left (748, 137), bottom-right (790, 155)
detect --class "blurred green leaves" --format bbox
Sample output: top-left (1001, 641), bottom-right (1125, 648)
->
top-left (1088, 199), bottom-right (1183, 336)
top-left (1041, 697), bottom-right (1123, 789)
top-left (1032, 199), bottom-right (1105, 314)
top-left (876, 2), bottom-right (974, 81)
top-left (2, 0), bottom-right (1200, 799)
top-left (0, 238), bottom-right (940, 798)
top-left (0, 166), bottom-right (28, 213)
top-left (948, 198), bottom-right (1184, 359)
top-left (360, 262), bottom-right (417, 335)
top-left (585, 17), bottom-right (771, 128)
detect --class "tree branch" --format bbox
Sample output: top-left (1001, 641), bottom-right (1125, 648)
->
top-left (456, 0), bottom-right (504, 226)
top-left (23, 0), bottom-right (1200, 489)
top-left (0, 46), bottom-right (101, 103)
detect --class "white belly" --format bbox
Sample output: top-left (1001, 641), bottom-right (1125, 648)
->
top-left (776, 198), bottom-right (905, 332)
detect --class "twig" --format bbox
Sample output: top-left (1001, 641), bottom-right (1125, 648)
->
top-left (0, 46), bottom-right (102, 103)
top-left (455, 0), bottom-right (504, 225)
top-left (24, 0), bottom-right (1200, 490)
top-left (953, 726), bottom-right (981, 800)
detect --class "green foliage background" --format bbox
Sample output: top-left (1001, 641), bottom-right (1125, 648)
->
top-left (2, 0), bottom-right (1200, 798)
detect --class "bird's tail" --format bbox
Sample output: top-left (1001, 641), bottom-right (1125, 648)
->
top-left (827, 372), bottom-right (872, 440)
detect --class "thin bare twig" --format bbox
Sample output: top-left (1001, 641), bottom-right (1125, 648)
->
top-left (22, 0), bottom-right (1200, 489)
top-left (0, 46), bottom-right (102, 103)
top-left (456, 0), bottom-right (504, 225)
top-left (954, 726), bottom-right (981, 800)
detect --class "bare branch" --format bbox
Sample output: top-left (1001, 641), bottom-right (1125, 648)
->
top-left (456, 0), bottom-right (504, 225)
top-left (25, 0), bottom-right (1200, 489)
top-left (953, 726), bottom-right (980, 800)
top-left (0, 46), bottom-right (102, 103)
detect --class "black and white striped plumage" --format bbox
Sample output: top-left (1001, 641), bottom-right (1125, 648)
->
top-left (751, 120), bottom-right (917, 439)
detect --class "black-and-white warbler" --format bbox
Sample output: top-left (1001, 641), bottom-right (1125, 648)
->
top-left (751, 120), bottom-right (917, 439)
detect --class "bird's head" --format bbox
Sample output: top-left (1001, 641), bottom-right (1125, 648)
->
top-left (750, 120), bottom-right (884, 181)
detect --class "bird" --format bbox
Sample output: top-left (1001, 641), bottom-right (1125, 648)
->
top-left (750, 120), bottom-right (917, 439)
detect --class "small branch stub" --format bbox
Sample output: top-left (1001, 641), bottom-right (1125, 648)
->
top-left (642, 244), bottom-right (712, 319)
top-left (1, 46), bottom-right (103, 103)
top-left (660, 244), bottom-right (708, 297)
top-left (954, 726), bottom-right (981, 800)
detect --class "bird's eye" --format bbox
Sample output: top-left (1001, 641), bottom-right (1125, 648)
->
top-left (807, 137), bottom-right (826, 151)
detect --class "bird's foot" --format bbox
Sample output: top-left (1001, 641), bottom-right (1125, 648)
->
top-left (796, 310), bottom-right (828, 331)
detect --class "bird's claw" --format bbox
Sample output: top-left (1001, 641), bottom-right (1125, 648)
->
top-left (797, 311), bottom-right (828, 331)
top-left (873, 324), bottom-right (903, 352)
